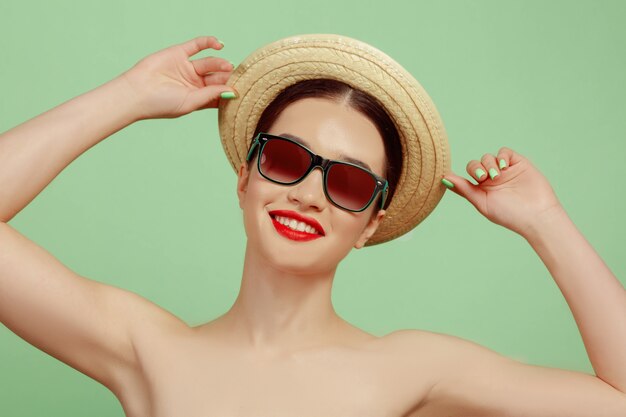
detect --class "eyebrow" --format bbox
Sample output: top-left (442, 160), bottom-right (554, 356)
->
top-left (278, 132), bottom-right (373, 172)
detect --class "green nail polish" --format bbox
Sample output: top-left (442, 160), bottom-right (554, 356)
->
top-left (499, 159), bottom-right (507, 169)
top-left (220, 91), bottom-right (236, 99)
top-left (475, 168), bottom-right (486, 179)
top-left (441, 178), bottom-right (454, 189)
top-left (488, 168), bottom-right (499, 179)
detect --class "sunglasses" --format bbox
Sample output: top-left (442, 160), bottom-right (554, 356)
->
top-left (245, 133), bottom-right (388, 212)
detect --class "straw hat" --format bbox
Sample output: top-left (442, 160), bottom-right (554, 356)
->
top-left (218, 34), bottom-right (450, 246)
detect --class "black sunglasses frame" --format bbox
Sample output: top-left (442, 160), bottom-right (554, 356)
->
top-left (245, 133), bottom-right (389, 213)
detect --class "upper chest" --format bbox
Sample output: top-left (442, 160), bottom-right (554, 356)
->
top-left (127, 330), bottom-right (434, 417)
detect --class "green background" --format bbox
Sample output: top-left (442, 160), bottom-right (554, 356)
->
top-left (1, 0), bottom-right (625, 415)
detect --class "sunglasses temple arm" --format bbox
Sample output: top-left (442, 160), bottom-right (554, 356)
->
top-left (379, 182), bottom-right (389, 210)
top-left (245, 138), bottom-right (260, 162)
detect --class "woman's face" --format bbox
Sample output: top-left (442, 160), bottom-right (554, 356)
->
top-left (237, 97), bottom-right (387, 274)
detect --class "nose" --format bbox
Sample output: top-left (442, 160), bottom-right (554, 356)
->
top-left (287, 167), bottom-right (328, 211)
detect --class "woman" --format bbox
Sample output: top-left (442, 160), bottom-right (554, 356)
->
top-left (0, 34), bottom-right (624, 416)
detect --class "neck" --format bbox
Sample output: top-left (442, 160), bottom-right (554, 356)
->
top-left (217, 242), bottom-right (346, 354)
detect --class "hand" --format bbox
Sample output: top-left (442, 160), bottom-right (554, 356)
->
top-left (118, 35), bottom-right (236, 121)
top-left (442, 147), bottom-right (564, 238)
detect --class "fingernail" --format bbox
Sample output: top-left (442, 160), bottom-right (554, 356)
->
top-left (475, 168), bottom-right (486, 179)
top-left (216, 38), bottom-right (224, 47)
top-left (221, 61), bottom-right (234, 71)
top-left (499, 159), bottom-right (507, 169)
top-left (488, 168), bottom-right (499, 179)
top-left (220, 91), bottom-right (236, 99)
top-left (441, 178), bottom-right (454, 189)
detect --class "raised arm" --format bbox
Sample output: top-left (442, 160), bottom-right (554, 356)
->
top-left (0, 36), bottom-right (236, 396)
top-left (426, 148), bottom-right (626, 415)
top-left (0, 35), bottom-right (236, 223)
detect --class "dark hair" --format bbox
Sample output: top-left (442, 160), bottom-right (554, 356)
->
top-left (252, 78), bottom-right (402, 211)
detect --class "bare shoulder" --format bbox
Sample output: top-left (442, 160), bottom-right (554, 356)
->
top-left (377, 329), bottom-right (511, 416)
top-left (374, 328), bottom-right (458, 383)
top-left (365, 329), bottom-right (474, 416)
top-left (382, 327), bottom-right (509, 359)
top-left (113, 296), bottom-right (192, 417)
top-left (127, 297), bottom-right (192, 368)
top-left (380, 327), bottom-right (514, 382)
top-left (381, 328), bottom-right (474, 354)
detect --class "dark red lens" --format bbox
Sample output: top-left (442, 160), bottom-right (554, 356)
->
top-left (259, 138), bottom-right (311, 183)
top-left (326, 163), bottom-right (377, 211)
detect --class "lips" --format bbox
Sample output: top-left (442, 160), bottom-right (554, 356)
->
top-left (268, 209), bottom-right (325, 242)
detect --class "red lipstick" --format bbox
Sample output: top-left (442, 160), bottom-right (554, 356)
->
top-left (268, 210), bottom-right (325, 242)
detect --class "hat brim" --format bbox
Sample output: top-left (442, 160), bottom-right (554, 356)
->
top-left (218, 34), bottom-right (450, 246)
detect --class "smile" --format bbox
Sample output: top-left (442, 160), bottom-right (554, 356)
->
top-left (274, 215), bottom-right (320, 234)
top-left (268, 210), bottom-right (325, 242)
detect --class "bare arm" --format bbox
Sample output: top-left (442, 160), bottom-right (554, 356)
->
top-left (0, 36), bottom-right (234, 223)
top-left (524, 205), bottom-right (626, 391)
top-left (0, 76), bottom-right (140, 223)
top-left (0, 36), bottom-right (236, 393)
top-left (404, 330), bottom-right (626, 417)
top-left (432, 148), bottom-right (626, 414)
top-left (0, 221), bottom-right (182, 393)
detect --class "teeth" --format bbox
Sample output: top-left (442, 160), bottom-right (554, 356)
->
top-left (273, 215), bottom-right (319, 235)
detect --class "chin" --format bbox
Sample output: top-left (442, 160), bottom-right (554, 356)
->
top-left (253, 232), bottom-right (352, 277)
top-left (259, 237), bottom-right (341, 275)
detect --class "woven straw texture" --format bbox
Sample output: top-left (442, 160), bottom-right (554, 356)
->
top-left (218, 34), bottom-right (450, 245)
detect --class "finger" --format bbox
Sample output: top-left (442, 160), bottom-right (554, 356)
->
top-left (495, 147), bottom-right (510, 170)
top-left (180, 36), bottom-right (223, 57)
top-left (496, 146), bottom-right (525, 169)
top-left (191, 56), bottom-right (233, 75)
top-left (185, 85), bottom-right (237, 111)
top-left (203, 71), bottom-right (232, 86)
top-left (441, 172), bottom-right (486, 212)
top-left (466, 159), bottom-right (488, 183)
top-left (480, 153), bottom-right (500, 180)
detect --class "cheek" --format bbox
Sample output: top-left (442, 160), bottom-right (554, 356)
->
top-left (250, 173), bottom-right (286, 205)
top-left (317, 212), bottom-right (371, 267)
top-left (331, 210), bottom-right (372, 244)
top-left (240, 175), bottom-right (282, 233)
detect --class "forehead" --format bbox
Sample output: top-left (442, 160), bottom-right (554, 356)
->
top-left (266, 97), bottom-right (387, 175)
